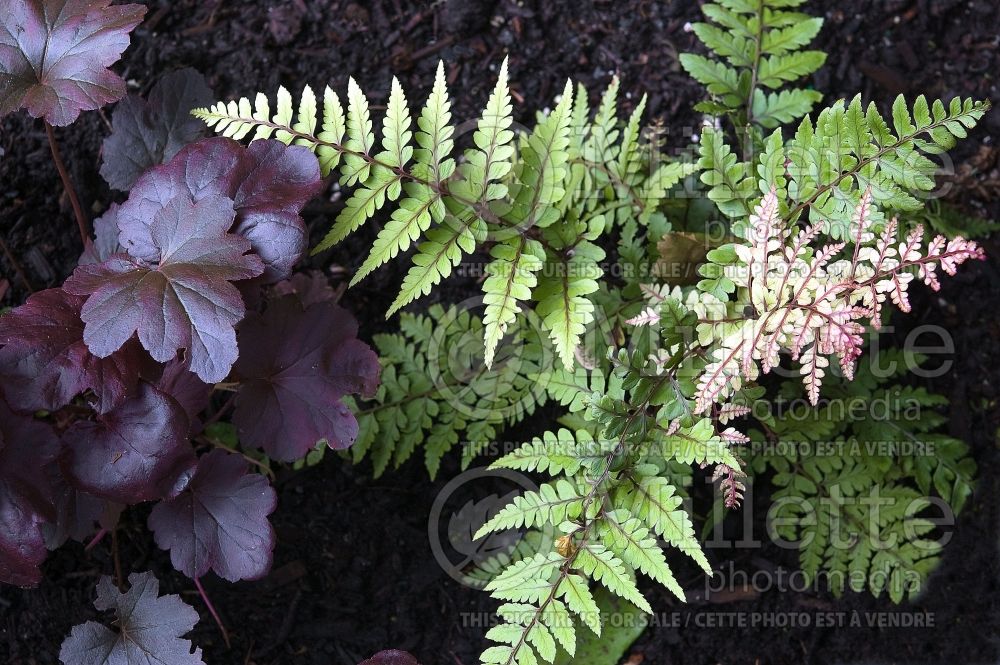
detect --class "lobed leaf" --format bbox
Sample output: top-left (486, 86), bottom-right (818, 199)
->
top-left (0, 288), bottom-right (144, 414)
top-left (60, 383), bottom-right (196, 504)
top-left (58, 572), bottom-right (205, 665)
top-left (148, 449), bottom-right (276, 582)
top-left (0, 0), bottom-right (146, 125)
top-left (100, 68), bottom-right (214, 191)
top-left (233, 295), bottom-right (380, 461)
top-left (116, 137), bottom-right (322, 283)
top-left (65, 193), bottom-right (263, 383)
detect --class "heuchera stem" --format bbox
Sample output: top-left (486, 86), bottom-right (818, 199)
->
top-left (43, 120), bottom-right (91, 247)
top-left (85, 528), bottom-right (108, 552)
top-left (193, 576), bottom-right (231, 648)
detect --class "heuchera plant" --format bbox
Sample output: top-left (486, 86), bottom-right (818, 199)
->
top-left (0, 135), bottom-right (382, 589)
top-left (0, 3), bottom-right (383, 643)
top-left (57, 572), bottom-right (419, 665)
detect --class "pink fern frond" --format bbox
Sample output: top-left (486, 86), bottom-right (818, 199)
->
top-left (626, 306), bottom-right (660, 327)
top-left (718, 403), bottom-right (751, 422)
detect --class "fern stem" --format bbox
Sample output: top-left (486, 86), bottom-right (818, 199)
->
top-left (741, 0), bottom-right (767, 154)
top-left (501, 370), bottom-right (675, 665)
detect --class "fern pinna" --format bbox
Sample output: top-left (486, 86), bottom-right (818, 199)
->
top-left (194, 62), bottom-right (691, 371)
top-left (681, 0), bottom-right (827, 142)
top-left (748, 349), bottom-right (976, 602)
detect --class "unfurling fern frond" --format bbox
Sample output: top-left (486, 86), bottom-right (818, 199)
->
top-left (681, 0), bottom-right (825, 140)
top-left (195, 65), bottom-right (689, 370)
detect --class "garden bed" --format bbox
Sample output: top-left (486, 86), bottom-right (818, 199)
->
top-left (2, 1), bottom-right (999, 663)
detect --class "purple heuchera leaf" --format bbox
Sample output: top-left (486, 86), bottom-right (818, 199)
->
top-left (358, 651), bottom-right (420, 665)
top-left (0, 0), bottom-right (146, 126)
top-left (58, 571), bottom-right (205, 665)
top-left (100, 68), bottom-right (214, 191)
top-left (44, 479), bottom-right (122, 550)
top-left (117, 137), bottom-right (322, 282)
top-left (148, 449), bottom-right (276, 582)
top-left (233, 295), bottom-right (380, 462)
top-left (78, 204), bottom-right (124, 267)
top-left (152, 357), bottom-right (212, 433)
top-left (272, 270), bottom-right (338, 307)
top-left (0, 287), bottom-right (144, 414)
top-left (64, 193), bottom-right (264, 383)
top-left (60, 383), bottom-right (196, 504)
top-left (0, 399), bottom-right (59, 586)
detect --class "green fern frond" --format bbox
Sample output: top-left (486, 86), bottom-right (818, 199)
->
top-left (681, 0), bottom-right (826, 141)
top-left (699, 94), bottom-right (990, 235)
top-left (196, 65), bottom-right (678, 369)
top-left (770, 94), bottom-right (989, 237)
top-left (616, 475), bottom-right (710, 575)
top-left (347, 305), bottom-right (550, 479)
top-left (483, 237), bottom-right (546, 367)
top-left (477, 350), bottom-right (726, 665)
top-left (748, 354), bottom-right (977, 601)
top-left (534, 241), bottom-right (605, 370)
top-left (316, 86), bottom-right (346, 173)
top-left (351, 182), bottom-right (436, 285)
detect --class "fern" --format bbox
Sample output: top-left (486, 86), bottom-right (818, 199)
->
top-left (346, 305), bottom-right (549, 478)
top-left (681, 0), bottom-right (826, 141)
top-left (487, 88), bottom-right (984, 660)
top-left (194, 39), bottom-right (990, 664)
top-left (700, 95), bottom-right (991, 235)
top-left (194, 65), bottom-right (690, 370)
top-left (476, 349), bottom-right (734, 665)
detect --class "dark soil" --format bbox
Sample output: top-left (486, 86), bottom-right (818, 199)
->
top-left (3, 1), bottom-right (1000, 664)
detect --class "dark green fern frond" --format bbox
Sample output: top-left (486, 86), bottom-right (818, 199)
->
top-left (681, 0), bottom-right (826, 143)
top-left (749, 350), bottom-right (976, 600)
top-left (347, 305), bottom-right (550, 479)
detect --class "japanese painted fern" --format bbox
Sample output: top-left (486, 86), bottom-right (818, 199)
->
top-left (194, 63), bottom-right (692, 370)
